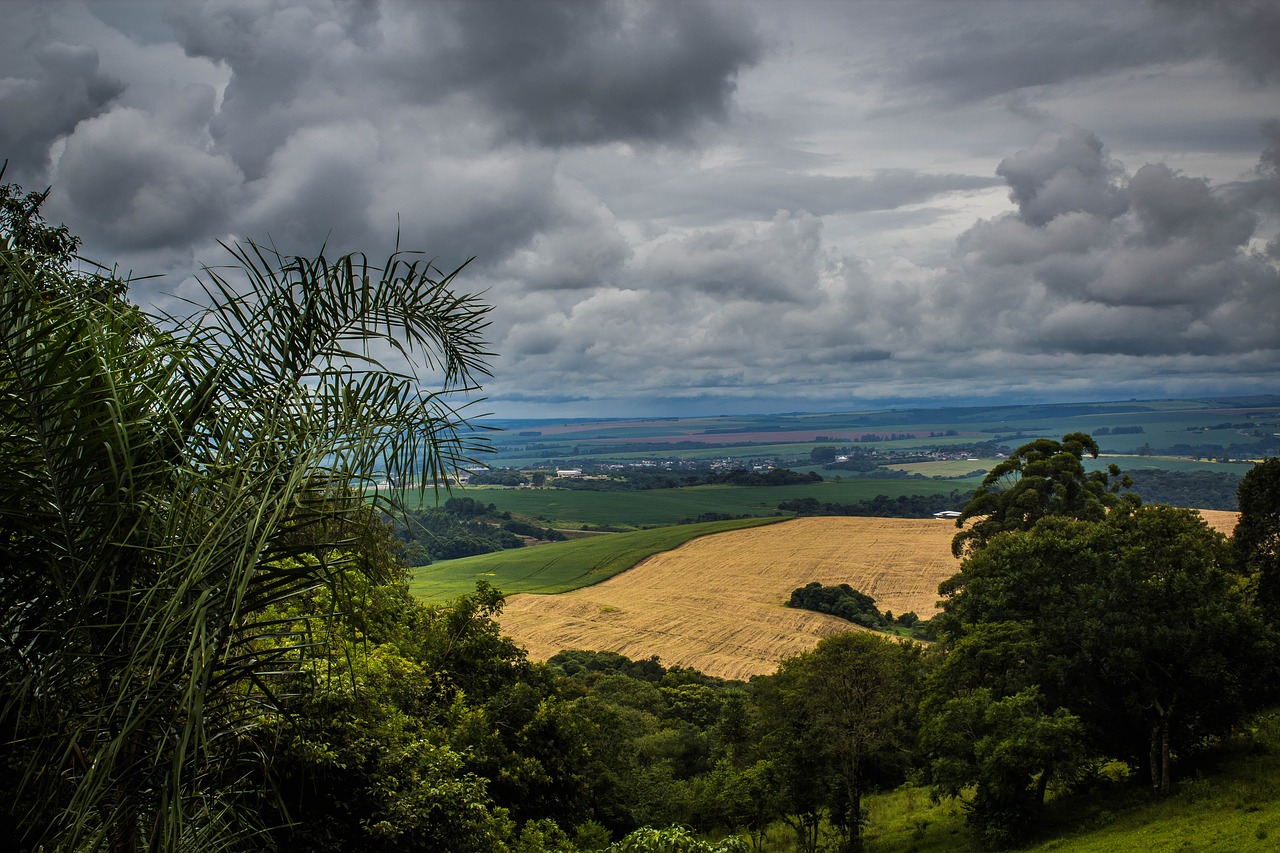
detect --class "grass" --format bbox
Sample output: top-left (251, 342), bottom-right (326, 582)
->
top-left (856, 709), bottom-right (1280, 853)
top-left (408, 515), bottom-right (784, 602)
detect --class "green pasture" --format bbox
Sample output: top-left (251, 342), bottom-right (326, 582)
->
top-left (408, 516), bottom-right (785, 603)
top-left (442, 478), bottom-right (963, 528)
top-left (882, 459), bottom-right (996, 478)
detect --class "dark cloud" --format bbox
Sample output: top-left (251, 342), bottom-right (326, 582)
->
top-left (2, 1), bottom-right (1275, 414)
top-left (165, 0), bottom-right (385, 181)
top-left (995, 126), bottom-right (1128, 226)
top-left (415, 0), bottom-right (764, 146)
top-left (1157, 0), bottom-right (1280, 83)
top-left (0, 41), bottom-right (124, 181)
top-left (950, 127), bottom-right (1280, 362)
top-left (50, 107), bottom-right (242, 251)
top-left (891, 5), bottom-right (1197, 106)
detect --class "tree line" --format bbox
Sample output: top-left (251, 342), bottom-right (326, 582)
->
top-left (778, 491), bottom-right (972, 519)
top-left (549, 467), bottom-right (822, 492)
top-left (390, 497), bottom-right (566, 565)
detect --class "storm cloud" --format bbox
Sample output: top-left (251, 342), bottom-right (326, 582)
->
top-left (2, 0), bottom-right (1277, 416)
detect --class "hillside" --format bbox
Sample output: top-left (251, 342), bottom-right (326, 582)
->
top-left (498, 516), bottom-right (961, 680)
top-left (498, 510), bottom-right (1241, 681)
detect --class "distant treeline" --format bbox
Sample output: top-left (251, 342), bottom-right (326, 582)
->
top-left (551, 467), bottom-right (822, 491)
top-left (779, 490), bottom-right (972, 519)
top-left (1090, 425), bottom-right (1145, 435)
top-left (389, 497), bottom-right (565, 564)
top-left (1125, 469), bottom-right (1242, 511)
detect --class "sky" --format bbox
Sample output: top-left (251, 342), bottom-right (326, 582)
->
top-left (2, 0), bottom-right (1278, 419)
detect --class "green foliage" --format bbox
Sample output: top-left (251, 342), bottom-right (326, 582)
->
top-left (759, 632), bottom-right (925, 853)
top-left (951, 433), bottom-right (1135, 557)
top-left (787, 582), bottom-right (884, 629)
top-left (550, 651), bottom-right (668, 683)
top-left (0, 161), bottom-right (81, 275)
top-left (778, 489), bottom-right (971, 519)
top-left (393, 505), bottom-right (524, 564)
top-left (931, 504), bottom-right (1273, 844)
top-left (1236, 458), bottom-right (1280, 626)
top-left (810, 446), bottom-right (839, 464)
top-left (922, 687), bottom-right (1087, 848)
top-left (0, 214), bottom-right (492, 852)
top-left (1124, 468), bottom-right (1241, 510)
top-left (607, 826), bottom-right (748, 853)
top-left (408, 516), bottom-right (784, 602)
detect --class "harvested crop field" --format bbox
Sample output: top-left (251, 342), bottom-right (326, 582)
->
top-left (498, 516), bottom-right (962, 681)
top-left (499, 509), bottom-right (1241, 681)
top-left (1197, 508), bottom-right (1238, 534)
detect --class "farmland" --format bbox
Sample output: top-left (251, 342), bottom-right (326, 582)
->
top-left (450, 476), bottom-right (970, 528)
top-left (408, 515), bottom-right (783, 601)
top-left (495, 516), bottom-right (966, 681)
top-left (477, 509), bottom-right (1239, 682)
top-left (479, 396), bottom-right (1280, 469)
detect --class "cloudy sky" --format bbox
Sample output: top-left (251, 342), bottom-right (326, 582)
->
top-left (3, 0), bottom-right (1278, 418)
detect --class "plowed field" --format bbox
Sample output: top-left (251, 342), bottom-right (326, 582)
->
top-left (499, 510), bottom-right (1241, 681)
top-left (498, 516), bottom-right (962, 681)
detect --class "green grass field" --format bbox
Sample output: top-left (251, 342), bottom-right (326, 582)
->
top-left (408, 515), bottom-right (785, 602)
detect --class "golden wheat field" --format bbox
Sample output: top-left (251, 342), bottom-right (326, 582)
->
top-left (499, 509), bottom-right (1241, 681)
top-left (498, 516), bottom-right (960, 681)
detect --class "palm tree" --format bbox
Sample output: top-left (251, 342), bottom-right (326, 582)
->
top-left (0, 234), bottom-right (493, 852)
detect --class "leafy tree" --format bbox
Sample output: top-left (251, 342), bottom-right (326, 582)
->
top-left (0, 161), bottom-right (81, 274)
top-left (936, 507), bottom-right (1269, 805)
top-left (0, 224), bottom-right (492, 852)
top-left (763, 633), bottom-right (922, 853)
top-left (920, 623), bottom-right (1088, 847)
top-left (266, 576), bottom-right (541, 853)
top-left (951, 432), bottom-right (1133, 556)
top-left (810, 446), bottom-right (838, 464)
top-left (1236, 458), bottom-right (1280, 625)
top-left (786, 582), bottom-right (885, 629)
top-left (923, 688), bottom-right (1085, 848)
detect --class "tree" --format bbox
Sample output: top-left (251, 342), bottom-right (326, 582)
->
top-left (265, 577), bottom-right (528, 853)
top-left (951, 432), bottom-right (1133, 557)
top-left (1236, 458), bottom-right (1280, 625)
top-left (0, 227), bottom-right (493, 852)
top-left (936, 506), bottom-right (1268, 801)
top-left (920, 623), bottom-right (1088, 847)
top-left (0, 161), bottom-right (80, 274)
top-left (764, 633), bottom-right (921, 853)
top-left (921, 687), bottom-right (1085, 848)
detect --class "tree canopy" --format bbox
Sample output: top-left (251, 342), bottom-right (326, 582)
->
top-left (951, 432), bottom-right (1134, 556)
top-left (0, 207), bottom-right (493, 851)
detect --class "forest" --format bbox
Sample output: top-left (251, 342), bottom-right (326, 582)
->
top-left (4, 179), bottom-right (1280, 853)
